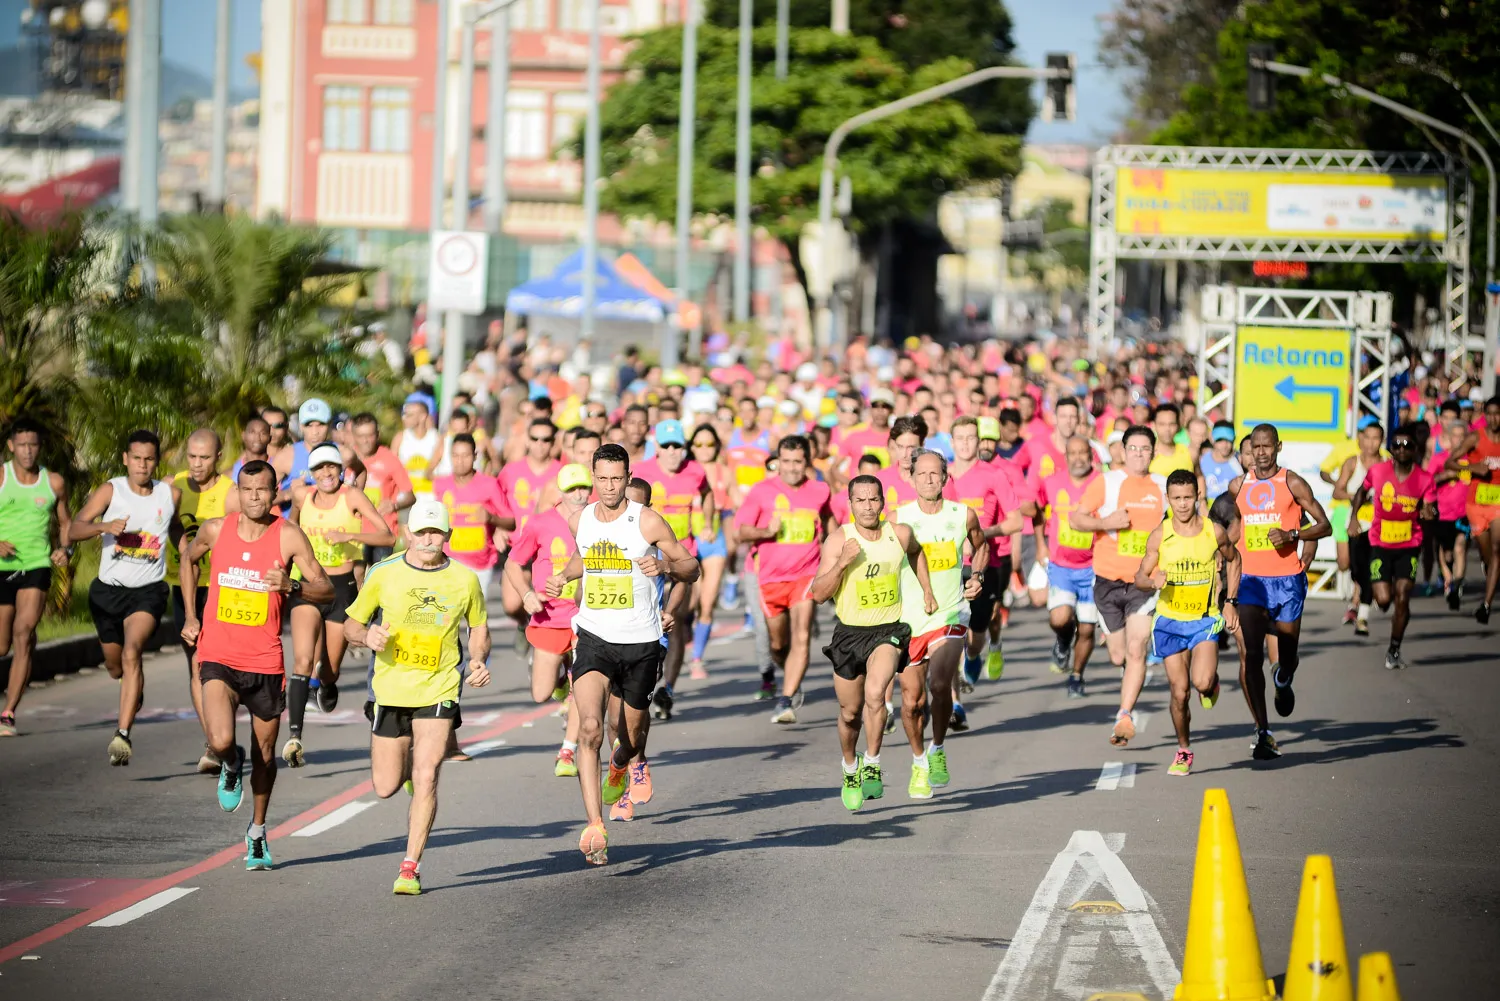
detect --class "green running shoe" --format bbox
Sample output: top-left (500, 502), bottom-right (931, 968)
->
top-left (860, 761), bottom-right (884, 800)
top-left (602, 762), bottom-right (629, 805)
top-left (1200, 676), bottom-right (1221, 710)
top-left (841, 765), bottom-right (864, 812)
top-left (908, 762), bottom-right (933, 800)
top-left (244, 828), bottom-right (273, 871)
top-left (928, 746), bottom-right (950, 787)
top-left (393, 859), bottom-right (421, 895)
top-left (985, 648), bottom-right (1005, 680)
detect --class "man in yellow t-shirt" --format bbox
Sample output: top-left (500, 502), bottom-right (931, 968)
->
top-left (345, 498), bottom-right (490, 896)
top-left (1148, 404), bottom-right (1195, 477)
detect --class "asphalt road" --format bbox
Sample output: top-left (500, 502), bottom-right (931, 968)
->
top-left (1, 584), bottom-right (1496, 1001)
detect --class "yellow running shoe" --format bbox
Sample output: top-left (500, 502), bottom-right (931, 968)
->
top-left (554, 747), bottom-right (578, 777)
top-left (393, 859), bottom-right (421, 895)
top-left (985, 649), bottom-right (1005, 680)
top-left (602, 762), bottom-right (629, 805)
top-left (1200, 676), bottom-right (1221, 710)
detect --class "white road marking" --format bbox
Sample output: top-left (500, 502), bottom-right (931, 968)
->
top-left (470, 711), bottom-right (501, 726)
top-left (1133, 711), bottom-right (1151, 734)
top-left (289, 800), bottom-right (377, 838)
top-left (1095, 762), bottom-right (1137, 791)
top-left (88, 888), bottom-right (198, 927)
top-left (462, 739), bottom-right (508, 756)
top-left (980, 831), bottom-right (1178, 1001)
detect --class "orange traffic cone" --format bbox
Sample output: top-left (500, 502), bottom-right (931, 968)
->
top-left (1355, 953), bottom-right (1402, 1001)
top-left (1284, 855), bottom-right (1353, 1001)
top-left (1174, 789), bottom-right (1276, 1001)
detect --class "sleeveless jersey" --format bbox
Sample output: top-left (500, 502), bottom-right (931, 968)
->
top-left (97, 477), bottom-right (175, 588)
top-left (299, 487), bottom-right (362, 570)
top-left (168, 471), bottom-right (233, 580)
top-left (1236, 468), bottom-right (1303, 577)
top-left (0, 462), bottom-right (56, 572)
top-left (197, 513), bottom-right (288, 674)
top-left (833, 521), bottom-right (905, 628)
top-left (1156, 519), bottom-right (1219, 622)
top-left (398, 426), bottom-right (440, 495)
top-left (897, 499), bottom-right (970, 633)
top-left (1467, 432), bottom-right (1500, 509)
top-left (572, 500), bottom-right (661, 644)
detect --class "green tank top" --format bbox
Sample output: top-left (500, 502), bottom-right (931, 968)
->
top-left (897, 498), bottom-right (968, 635)
top-left (1156, 518), bottom-right (1219, 622)
top-left (0, 462), bottom-right (56, 572)
top-left (833, 521), bottom-right (905, 627)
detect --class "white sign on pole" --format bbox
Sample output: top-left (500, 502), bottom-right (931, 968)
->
top-left (427, 230), bottom-right (490, 315)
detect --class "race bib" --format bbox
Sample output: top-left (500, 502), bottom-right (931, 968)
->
top-left (215, 585), bottom-right (268, 627)
top-left (778, 512), bottom-right (817, 545)
top-left (1117, 529), bottom-right (1148, 558)
top-left (1379, 519), bottom-right (1413, 545)
top-left (310, 533), bottom-right (353, 568)
top-left (664, 511), bottom-right (691, 540)
top-left (1244, 522), bottom-right (1275, 552)
top-left (585, 575), bottom-right (635, 609)
top-left (450, 525), bottom-right (486, 553)
top-left (1164, 581), bottom-right (1210, 618)
top-left (1057, 517), bottom-right (1092, 550)
top-left (1477, 483), bottom-right (1500, 506)
top-left (922, 540), bottom-right (958, 573)
top-left (855, 573), bottom-right (899, 609)
top-left (392, 630), bottom-right (443, 671)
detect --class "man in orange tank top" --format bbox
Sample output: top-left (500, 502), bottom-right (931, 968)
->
top-left (181, 461), bottom-right (333, 870)
top-left (1225, 424), bottom-right (1330, 761)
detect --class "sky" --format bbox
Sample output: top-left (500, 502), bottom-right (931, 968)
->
top-left (0, 0), bottom-right (1128, 139)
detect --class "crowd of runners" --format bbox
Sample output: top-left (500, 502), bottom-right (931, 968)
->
top-left (1, 329), bottom-right (1497, 889)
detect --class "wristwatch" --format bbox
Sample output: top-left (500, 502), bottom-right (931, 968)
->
top-left (289, 579), bottom-right (302, 596)
top-left (1226, 597), bottom-right (1240, 606)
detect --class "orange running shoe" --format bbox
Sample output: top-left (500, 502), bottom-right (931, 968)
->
top-left (602, 762), bottom-right (629, 805)
top-left (609, 795), bottom-right (635, 821)
top-left (579, 823), bottom-right (608, 865)
top-left (628, 760), bottom-right (653, 804)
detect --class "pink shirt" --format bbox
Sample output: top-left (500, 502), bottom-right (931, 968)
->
top-left (991, 454), bottom-right (1031, 543)
top-left (1020, 434), bottom-right (1067, 484)
top-left (1361, 461), bottom-right (1436, 550)
top-left (839, 426), bottom-right (892, 469)
top-left (1428, 452), bottom-right (1467, 521)
top-left (433, 473), bottom-right (508, 570)
top-left (951, 460), bottom-right (1015, 564)
top-left (507, 507), bottom-right (579, 628)
top-left (499, 459), bottom-right (560, 533)
top-left (359, 446), bottom-right (414, 532)
top-left (735, 477), bottom-right (832, 582)
top-left (1038, 470), bottom-right (1100, 569)
top-left (637, 458), bottom-right (709, 554)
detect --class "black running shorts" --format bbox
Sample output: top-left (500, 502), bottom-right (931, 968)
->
top-left (289, 572), bottom-right (359, 623)
top-left (573, 627), bottom-right (665, 711)
top-left (200, 661), bottom-right (287, 722)
top-left (823, 619), bottom-right (912, 681)
top-left (364, 699), bottom-right (461, 739)
top-left (967, 558), bottom-right (1011, 634)
top-left (0, 567), bottom-right (51, 607)
top-left (89, 580), bottom-right (168, 646)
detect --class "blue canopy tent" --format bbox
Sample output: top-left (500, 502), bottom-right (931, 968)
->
top-left (505, 250), bottom-right (667, 323)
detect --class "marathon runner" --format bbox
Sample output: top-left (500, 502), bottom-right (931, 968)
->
top-left (1335, 417), bottom-right (1386, 634)
top-left (1069, 425), bottom-right (1166, 747)
top-left (897, 451), bottom-right (985, 796)
top-left (733, 434), bottom-right (833, 724)
top-left (1030, 435), bottom-right (1101, 698)
top-left (1226, 424), bottom-right (1331, 760)
top-left (167, 428), bottom-right (239, 773)
top-left (723, 399), bottom-right (774, 612)
top-left (1352, 426), bottom-right (1437, 669)
top-left (0, 419), bottom-right (70, 738)
top-left (392, 394), bottom-right (441, 497)
top-left (350, 411), bottom-right (414, 568)
top-left (1135, 469), bottom-right (1239, 777)
top-left (809, 474), bottom-right (935, 812)
top-left (1449, 396), bottom-right (1500, 623)
top-left (619, 404), bottom-right (651, 465)
top-left (1018, 397), bottom-right (1086, 607)
top-left (1200, 422), bottom-right (1243, 500)
top-left (836, 388), bottom-right (895, 473)
top-left (687, 424), bottom-right (737, 680)
top-left (541, 443), bottom-right (699, 866)
top-left (231, 416), bottom-right (272, 478)
top-left (179, 460), bottom-right (333, 870)
top-left (283, 444), bottom-right (393, 765)
top-left (433, 433), bottom-right (512, 599)
top-left (502, 463), bottom-right (591, 777)
top-left (345, 497), bottom-right (492, 894)
top-left (273, 399), bottom-right (335, 508)
top-left (72, 430), bottom-right (180, 766)
top-left (1429, 420), bottom-right (1470, 610)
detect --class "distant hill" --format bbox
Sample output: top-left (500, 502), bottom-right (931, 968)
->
top-left (0, 45), bottom-right (255, 106)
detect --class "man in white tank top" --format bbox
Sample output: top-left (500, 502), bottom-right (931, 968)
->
top-left (543, 443), bottom-right (700, 867)
top-left (72, 430), bottom-right (182, 766)
top-left (392, 395), bottom-right (442, 497)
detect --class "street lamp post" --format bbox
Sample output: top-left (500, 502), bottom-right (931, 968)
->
top-left (732, 0), bottom-right (752, 324)
top-left (429, 0), bottom-right (451, 234)
top-left (483, 6), bottom-right (511, 233)
top-left (774, 0), bottom-right (789, 80)
top-left (581, 0), bottom-right (604, 340)
top-left (209, 0), bottom-right (230, 208)
top-left (671, 0), bottom-right (699, 369)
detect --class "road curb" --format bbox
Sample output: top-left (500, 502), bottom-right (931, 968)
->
top-left (1, 618), bottom-right (177, 684)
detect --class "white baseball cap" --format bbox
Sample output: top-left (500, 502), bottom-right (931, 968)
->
top-left (407, 497), bottom-right (451, 534)
top-left (307, 443), bottom-right (343, 470)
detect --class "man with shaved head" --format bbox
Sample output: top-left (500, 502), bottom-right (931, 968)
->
top-left (170, 427), bottom-right (241, 774)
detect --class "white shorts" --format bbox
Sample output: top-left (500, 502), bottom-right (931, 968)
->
top-left (1045, 564), bottom-right (1099, 625)
top-left (1026, 561), bottom-right (1049, 591)
top-left (471, 566), bottom-right (494, 600)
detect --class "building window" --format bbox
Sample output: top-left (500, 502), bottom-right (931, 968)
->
top-left (371, 0), bottom-right (414, 25)
top-left (507, 90), bottom-right (547, 160)
top-left (327, 0), bottom-right (368, 25)
top-left (559, 0), bottom-right (628, 33)
top-left (323, 85), bottom-right (364, 152)
top-left (369, 86), bottom-right (411, 153)
top-left (551, 92), bottom-right (587, 152)
top-left (509, 0), bottom-right (550, 30)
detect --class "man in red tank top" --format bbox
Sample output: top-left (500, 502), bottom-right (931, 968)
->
top-left (180, 461), bottom-right (333, 871)
top-left (1224, 425), bottom-right (1330, 762)
top-left (1447, 396), bottom-right (1500, 622)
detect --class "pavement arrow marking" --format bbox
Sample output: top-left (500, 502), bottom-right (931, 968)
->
top-left (289, 800), bottom-right (377, 838)
top-left (1094, 763), bottom-right (1137, 791)
top-left (87, 888), bottom-right (198, 928)
top-left (979, 831), bottom-right (1178, 1001)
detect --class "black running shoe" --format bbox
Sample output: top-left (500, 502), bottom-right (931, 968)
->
top-left (1251, 729), bottom-right (1281, 760)
top-left (316, 680), bottom-right (339, 714)
top-left (651, 687), bottom-right (674, 721)
top-left (1479, 604), bottom-right (1492, 626)
top-left (1272, 665), bottom-right (1295, 718)
top-left (1067, 675), bottom-right (1085, 700)
top-left (1447, 585), bottom-right (1461, 611)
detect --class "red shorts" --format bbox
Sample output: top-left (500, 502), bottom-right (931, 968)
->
top-left (526, 625), bottom-right (576, 656)
top-left (1469, 503), bottom-right (1500, 538)
top-left (907, 624), bottom-right (968, 665)
top-left (758, 575), bottom-right (815, 619)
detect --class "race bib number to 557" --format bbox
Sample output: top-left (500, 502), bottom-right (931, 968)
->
top-left (215, 586), bottom-right (268, 627)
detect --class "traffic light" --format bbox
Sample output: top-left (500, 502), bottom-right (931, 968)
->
top-left (1248, 44), bottom-right (1275, 112)
top-left (1041, 52), bottom-right (1075, 123)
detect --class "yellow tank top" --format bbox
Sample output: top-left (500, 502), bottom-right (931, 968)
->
top-left (168, 472), bottom-right (234, 578)
top-left (300, 487), bottom-right (362, 570)
top-left (1156, 518), bottom-right (1219, 622)
top-left (833, 521), bottom-right (905, 627)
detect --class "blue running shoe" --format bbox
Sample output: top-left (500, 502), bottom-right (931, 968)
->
top-left (217, 744), bottom-right (245, 813)
top-left (949, 704), bottom-right (969, 732)
top-left (245, 827), bottom-right (273, 870)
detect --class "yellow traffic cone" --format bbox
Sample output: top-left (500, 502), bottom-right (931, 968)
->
top-left (1284, 855), bottom-right (1353, 1001)
top-left (1355, 953), bottom-right (1402, 1001)
top-left (1174, 789), bottom-right (1276, 1001)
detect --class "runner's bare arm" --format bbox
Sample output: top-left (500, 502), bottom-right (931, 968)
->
top-left (50, 470), bottom-right (71, 559)
top-left (279, 524), bottom-right (335, 604)
top-left (166, 483), bottom-right (185, 550)
top-left (697, 482), bottom-right (717, 542)
top-left (810, 527), bottom-right (856, 603)
top-left (69, 483), bottom-right (120, 540)
top-left (1134, 526), bottom-right (1165, 592)
top-left (641, 508), bottom-right (701, 583)
top-left (178, 517), bottom-right (223, 644)
top-left (897, 523), bottom-right (938, 615)
top-left (183, 515), bottom-right (222, 571)
top-left (333, 489), bottom-right (396, 548)
top-left (965, 507), bottom-right (989, 576)
top-left (288, 480), bottom-right (309, 523)
top-left (1214, 522), bottom-right (1241, 633)
top-left (1068, 503), bottom-right (1124, 533)
top-left (466, 623), bottom-right (492, 685)
top-left (543, 553), bottom-right (584, 598)
top-left (1446, 432), bottom-right (1479, 474)
top-left (1285, 471), bottom-right (1331, 542)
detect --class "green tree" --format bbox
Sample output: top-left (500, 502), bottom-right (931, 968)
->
top-left (589, 26), bottom-right (1021, 302)
top-left (1019, 197), bottom-right (1089, 292)
top-left (704, 0), bottom-right (1033, 134)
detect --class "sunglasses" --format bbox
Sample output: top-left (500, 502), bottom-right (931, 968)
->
top-left (1392, 439), bottom-right (1416, 449)
top-left (267, 422), bottom-right (287, 429)
top-left (530, 436), bottom-right (555, 444)
top-left (692, 440), bottom-right (715, 448)
top-left (659, 441), bottom-right (685, 450)
top-left (871, 402), bottom-right (894, 409)
top-left (839, 407), bottom-right (860, 415)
